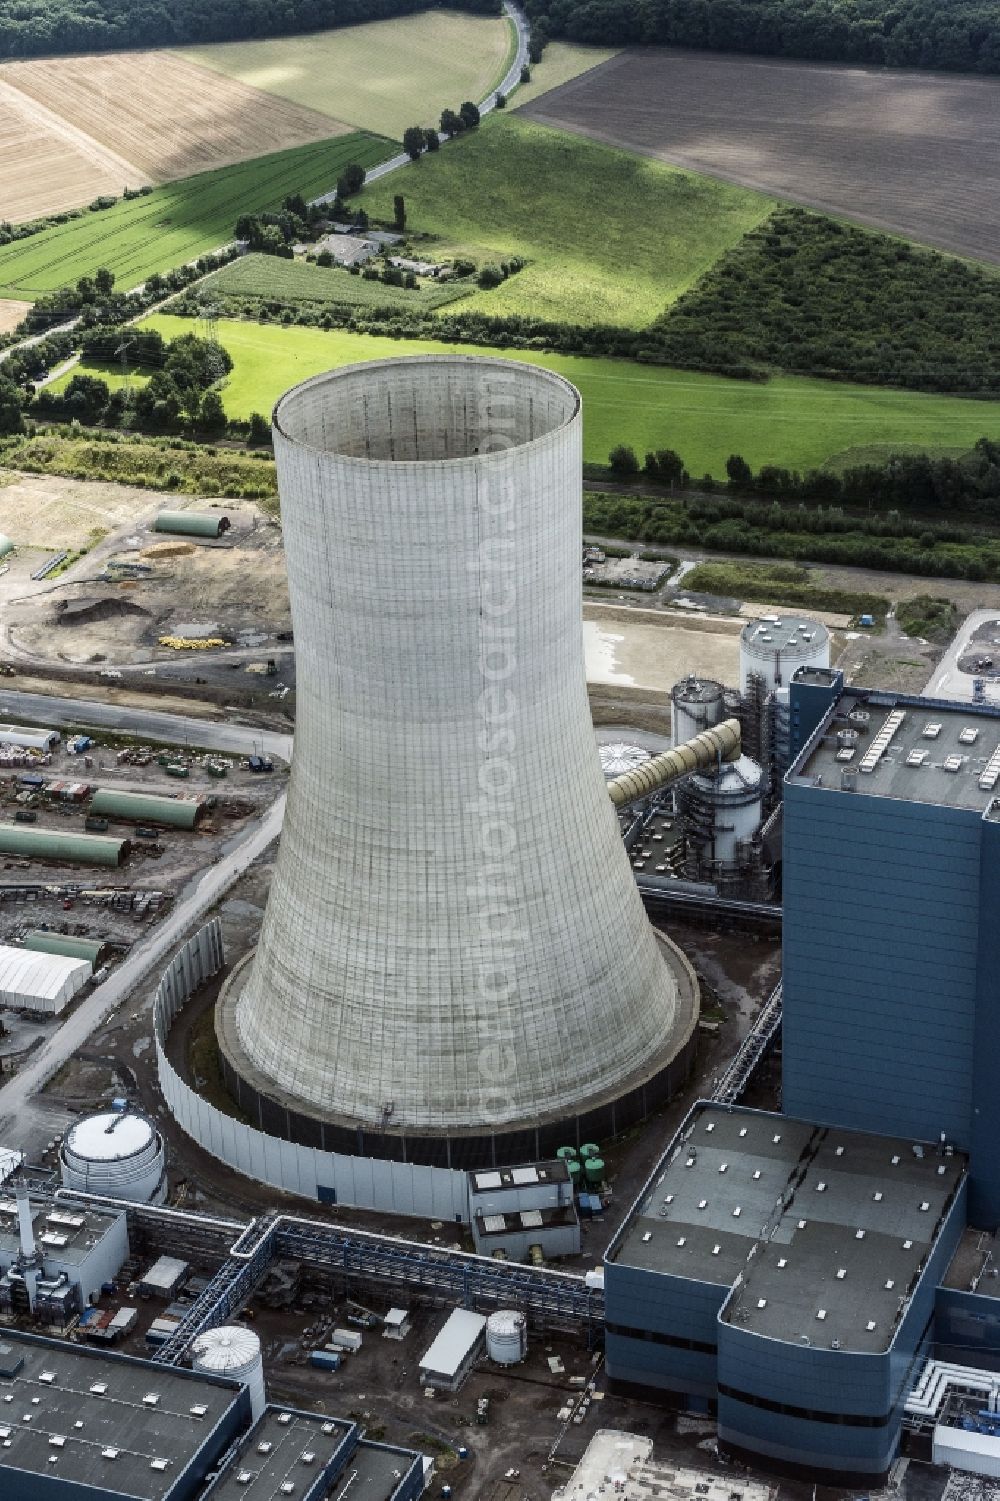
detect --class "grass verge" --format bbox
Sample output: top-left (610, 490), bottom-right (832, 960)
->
top-left (682, 560), bottom-right (888, 620)
top-left (896, 596), bottom-right (959, 642)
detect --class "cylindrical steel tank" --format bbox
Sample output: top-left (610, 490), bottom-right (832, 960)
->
top-left (598, 743), bottom-right (651, 779)
top-left (671, 676), bottom-right (726, 747)
top-left (739, 616), bottom-right (829, 694)
top-left (190, 1326), bottom-right (266, 1420)
top-left (219, 357), bottom-right (698, 1154)
top-left (486, 1310), bottom-right (528, 1364)
top-left (679, 754), bottom-right (765, 868)
top-left (60, 1111), bottom-right (166, 1204)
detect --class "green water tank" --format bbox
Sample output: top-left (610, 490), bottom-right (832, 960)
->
top-left (580, 1142), bottom-right (601, 1159)
top-left (568, 1159), bottom-right (582, 1183)
top-left (556, 1146), bottom-right (577, 1161)
top-left (585, 1157), bottom-right (605, 1185)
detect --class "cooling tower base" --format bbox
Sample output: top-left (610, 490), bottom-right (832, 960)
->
top-left (215, 936), bottom-right (699, 1172)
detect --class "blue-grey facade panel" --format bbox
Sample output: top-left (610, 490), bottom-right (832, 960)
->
top-left (783, 783), bottom-right (980, 1148)
top-left (605, 1333), bottom-right (716, 1398)
top-left (604, 1263), bottom-right (727, 1342)
top-left (935, 1286), bottom-right (1000, 1369)
top-left (972, 813), bottom-right (1000, 1224)
top-left (788, 671), bottom-right (843, 765)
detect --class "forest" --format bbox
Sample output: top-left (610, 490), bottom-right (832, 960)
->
top-left (0, 0), bottom-right (499, 59)
top-left (524, 0), bottom-right (1000, 74)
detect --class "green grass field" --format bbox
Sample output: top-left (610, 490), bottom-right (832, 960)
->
top-left (202, 253), bottom-right (469, 311)
top-left (178, 10), bottom-right (515, 141)
top-left (360, 116), bottom-right (775, 326)
top-left (0, 135), bottom-right (390, 299)
top-left (510, 41), bottom-right (619, 109)
top-left (131, 315), bottom-right (1000, 474)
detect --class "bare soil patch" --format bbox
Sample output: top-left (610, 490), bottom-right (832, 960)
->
top-left (524, 48), bottom-right (1000, 265)
top-left (0, 472), bottom-right (160, 549)
top-left (0, 52), bottom-right (347, 189)
top-left (0, 77), bottom-right (146, 222)
top-left (0, 298), bottom-right (31, 333)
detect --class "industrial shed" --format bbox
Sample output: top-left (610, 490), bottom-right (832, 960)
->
top-left (90, 789), bottom-right (204, 829)
top-left (0, 825), bottom-right (129, 866)
top-left (0, 723), bottom-right (58, 750)
top-left (23, 931), bottom-right (105, 967)
top-left (154, 509), bottom-right (230, 539)
top-left (0, 943), bottom-right (91, 1013)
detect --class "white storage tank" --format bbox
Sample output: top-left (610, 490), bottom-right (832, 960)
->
top-left (739, 617), bottom-right (829, 694)
top-left (680, 754), bottom-right (765, 868)
top-left (190, 1325), bottom-right (266, 1420)
top-left (60, 1111), bottom-right (166, 1204)
top-left (670, 676), bottom-right (726, 747)
top-left (486, 1309), bottom-right (528, 1365)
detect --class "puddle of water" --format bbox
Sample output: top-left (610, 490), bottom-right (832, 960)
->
top-left (583, 621), bottom-right (634, 685)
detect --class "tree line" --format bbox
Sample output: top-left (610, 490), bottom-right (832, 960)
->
top-left (523, 0), bottom-right (1000, 75)
top-left (0, 0), bottom-right (499, 59)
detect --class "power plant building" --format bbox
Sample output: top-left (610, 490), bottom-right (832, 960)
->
top-left (218, 357), bottom-right (698, 1168)
top-left (604, 1102), bottom-right (967, 1485)
top-left (782, 687), bottom-right (1000, 1225)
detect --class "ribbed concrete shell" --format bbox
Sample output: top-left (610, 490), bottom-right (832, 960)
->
top-left (228, 356), bottom-right (696, 1138)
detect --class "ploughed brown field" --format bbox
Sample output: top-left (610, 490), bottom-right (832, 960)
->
top-left (523, 48), bottom-right (1000, 265)
top-left (0, 53), bottom-right (349, 223)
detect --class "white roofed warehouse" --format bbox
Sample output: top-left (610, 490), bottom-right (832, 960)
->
top-left (0, 944), bottom-right (90, 1014)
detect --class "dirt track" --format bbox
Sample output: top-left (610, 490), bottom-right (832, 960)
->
top-left (524, 48), bottom-right (1000, 264)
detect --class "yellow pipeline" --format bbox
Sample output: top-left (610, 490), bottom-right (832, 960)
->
top-left (607, 718), bottom-right (742, 808)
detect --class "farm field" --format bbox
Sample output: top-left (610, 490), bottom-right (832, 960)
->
top-left (179, 9), bottom-right (514, 141)
top-left (0, 77), bottom-right (147, 223)
top-left (523, 48), bottom-right (1000, 266)
top-left (0, 299), bottom-right (32, 334)
top-left (202, 253), bottom-right (469, 311)
top-left (509, 41), bottom-right (619, 109)
top-left (361, 116), bottom-right (774, 326)
top-left (0, 135), bottom-right (389, 299)
top-left (0, 53), bottom-right (351, 197)
top-left (134, 315), bottom-right (1000, 475)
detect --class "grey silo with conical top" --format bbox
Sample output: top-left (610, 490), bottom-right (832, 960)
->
top-left (220, 356), bottom-right (697, 1161)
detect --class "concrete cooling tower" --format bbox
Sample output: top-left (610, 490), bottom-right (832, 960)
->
top-left (218, 356), bottom-right (698, 1167)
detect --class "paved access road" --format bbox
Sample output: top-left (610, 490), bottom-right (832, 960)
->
top-left (924, 608), bottom-right (1000, 703)
top-left (0, 689), bottom-right (292, 762)
top-left (0, 791), bottom-right (286, 1145)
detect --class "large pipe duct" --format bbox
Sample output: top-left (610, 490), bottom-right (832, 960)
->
top-left (218, 357), bottom-right (698, 1164)
top-left (607, 719), bottom-right (742, 808)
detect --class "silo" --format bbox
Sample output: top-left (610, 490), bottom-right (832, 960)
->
top-left (218, 357), bottom-right (698, 1167)
top-left (670, 676), bottom-right (726, 747)
top-left (678, 755), bottom-right (765, 870)
top-left (486, 1310), bottom-right (528, 1364)
top-left (190, 1326), bottom-right (266, 1420)
top-left (739, 617), bottom-right (829, 694)
top-left (60, 1111), bottom-right (166, 1204)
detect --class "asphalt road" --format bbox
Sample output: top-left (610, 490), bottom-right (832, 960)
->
top-left (925, 608), bottom-right (1000, 704)
top-left (0, 689), bottom-right (292, 762)
top-left (0, 791), bottom-right (286, 1149)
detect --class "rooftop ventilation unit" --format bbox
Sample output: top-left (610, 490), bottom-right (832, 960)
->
top-left (944, 755), bottom-right (963, 772)
top-left (961, 727), bottom-right (979, 745)
top-left (980, 745), bottom-right (1000, 790)
top-left (907, 749), bottom-right (928, 767)
top-left (923, 722), bottom-right (942, 739)
top-left (859, 709), bottom-right (906, 774)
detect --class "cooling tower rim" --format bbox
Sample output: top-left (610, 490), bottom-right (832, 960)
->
top-left (214, 934), bottom-right (699, 1143)
top-left (271, 355), bottom-right (581, 467)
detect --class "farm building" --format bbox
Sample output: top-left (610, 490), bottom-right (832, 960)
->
top-left (154, 510), bottom-right (230, 539)
top-left (89, 789), bottom-right (204, 829)
top-left (0, 943), bottom-right (91, 1013)
top-left (0, 826), bottom-right (129, 866)
top-left (22, 931), bottom-right (106, 967)
top-left (315, 233), bottom-right (380, 267)
top-left (388, 256), bottom-right (442, 277)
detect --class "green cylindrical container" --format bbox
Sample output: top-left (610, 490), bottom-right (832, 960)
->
top-left (556, 1146), bottom-right (577, 1161)
top-left (568, 1160), bottom-right (582, 1183)
top-left (585, 1157), bottom-right (605, 1185)
top-left (580, 1142), bottom-right (601, 1160)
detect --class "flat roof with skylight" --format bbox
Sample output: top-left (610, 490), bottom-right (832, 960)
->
top-left (790, 688), bottom-right (1000, 812)
top-left (0, 1330), bottom-right (244, 1500)
top-left (609, 1105), bottom-right (965, 1355)
top-left (0, 1197), bottom-right (122, 1267)
top-left (204, 1407), bottom-right (355, 1501)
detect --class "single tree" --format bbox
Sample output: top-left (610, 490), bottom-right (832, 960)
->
top-left (726, 453), bottom-right (754, 489)
top-left (459, 100), bottom-right (481, 129)
top-left (402, 126), bottom-right (425, 161)
top-left (197, 389), bottom-right (227, 435)
top-left (94, 267), bottom-right (115, 298)
top-left (424, 127), bottom-right (440, 151)
top-left (337, 162), bottom-right (366, 196)
top-left (609, 444), bottom-right (640, 476)
top-left (247, 411), bottom-right (271, 446)
top-left (494, 90), bottom-right (506, 108)
top-left (393, 194), bottom-right (406, 230)
top-left (0, 376), bottom-right (24, 436)
top-left (440, 107), bottom-right (464, 136)
top-left (520, 63), bottom-right (531, 83)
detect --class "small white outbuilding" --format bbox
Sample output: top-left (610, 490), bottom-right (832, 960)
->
top-left (0, 944), bottom-right (91, 1014)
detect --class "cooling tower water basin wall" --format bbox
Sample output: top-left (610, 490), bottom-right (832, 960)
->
top-left (219, 357), bottom-right (698, 1165)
